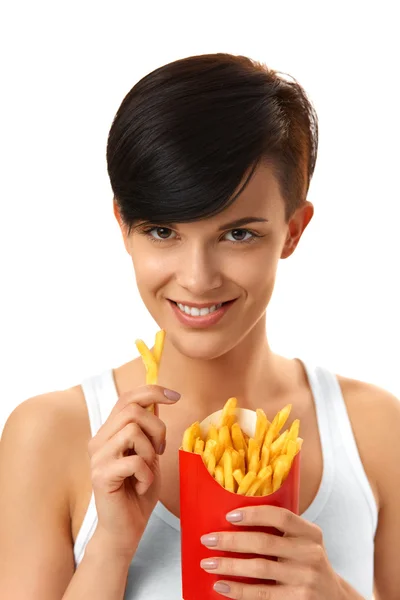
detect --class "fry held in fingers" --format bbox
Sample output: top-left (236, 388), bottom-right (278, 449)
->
top-left (135, 329), bottom-right (166, 412)
top-left (181, 396), bottom-right (301, 496)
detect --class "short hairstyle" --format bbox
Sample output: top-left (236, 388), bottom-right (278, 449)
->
top-left (106, 52), bottom-right (318, 234)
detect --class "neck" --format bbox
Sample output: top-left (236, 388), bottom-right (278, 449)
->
top-left (155, 315), bottom-right (284, 416)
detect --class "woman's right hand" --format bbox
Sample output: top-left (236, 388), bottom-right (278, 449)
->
top-left (87, 385), bottom-right (180, 557)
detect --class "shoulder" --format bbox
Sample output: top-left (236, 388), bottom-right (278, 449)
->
top-left (1, 384), bottom-right (91, 505)
top-left (336, 374), bottom-right (400, 510)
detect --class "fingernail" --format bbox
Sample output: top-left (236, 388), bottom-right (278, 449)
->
top-left (200, 558), bottom-right (218, 570)
top-left (163, 389), bottom-right (181, 401)
top-left (226, 510), bottom-right (243, 523)
top-left (200, 534), bottom-right (218, 546)
top-left (214, 582), bottom-right (231, 594)
top-left (158, 440), bottom-right (166, 455)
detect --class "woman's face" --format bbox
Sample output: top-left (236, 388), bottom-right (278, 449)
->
top-left (115, 162), bottom-right (313, 359)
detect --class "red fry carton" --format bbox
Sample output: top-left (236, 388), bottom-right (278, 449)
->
top-left (179, 407), bottom-right (301, 599)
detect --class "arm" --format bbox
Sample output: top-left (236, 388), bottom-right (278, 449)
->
top-left (368, 388), bottom-right (400, 600)
top-left (0, 394), bottom-right (134, 599)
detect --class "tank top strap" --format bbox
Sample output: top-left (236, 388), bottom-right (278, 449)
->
top-left (80, 368), bottom-right (118, 436)
top-left (298, 359), bottom-right (377, 530)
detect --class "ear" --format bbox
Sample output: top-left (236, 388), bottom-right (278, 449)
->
top-left (113, 198), bottom-right (131, 252)
top-left (280, 201), bottom-right (314, 259)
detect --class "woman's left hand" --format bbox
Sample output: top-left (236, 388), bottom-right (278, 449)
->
top-left (200, 504), bottom-right (344, 599)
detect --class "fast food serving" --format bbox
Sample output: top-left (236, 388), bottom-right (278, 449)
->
top-left (181, 397), bottom-right (302, 496)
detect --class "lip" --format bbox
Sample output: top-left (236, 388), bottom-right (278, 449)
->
top-left (168, 299), bottom-right (237, 329)
top-left (170, 300), bottom-right (232, 309)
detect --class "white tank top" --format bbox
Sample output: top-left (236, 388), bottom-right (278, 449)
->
top-left (73, 360), bottom-right (377, 599)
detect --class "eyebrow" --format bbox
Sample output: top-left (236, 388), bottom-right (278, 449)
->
top-left (217, 217), bottom-right (269, 231)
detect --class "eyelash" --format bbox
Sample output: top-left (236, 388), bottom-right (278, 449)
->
top-left (138, 226), bottom-right (263, 245)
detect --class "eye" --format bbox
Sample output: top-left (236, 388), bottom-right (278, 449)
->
top-left (146, 227), bottom-right (176, 241)
top-left (224, 229), bottom-right (255, 243)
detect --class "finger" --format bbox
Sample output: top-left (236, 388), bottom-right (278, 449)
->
top-left (91, 422), bottom-right (156, 471)
top-left (110, 385), bottom-right (180, 419)
top-left (211, 579), bottom-right (297, 599)
top-left (200, 530), bottom-right (309, 561)
top-left (226, 505), bottom-right (323, 542)
top-left (92, 454), bottom-right (154, 496)
top-left (89, 402), bottom-right (166, 457)
top-left (200, 556), bottom-right (296, 584)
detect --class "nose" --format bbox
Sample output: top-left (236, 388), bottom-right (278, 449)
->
top-left (175, 243), bottom-right (223, 297)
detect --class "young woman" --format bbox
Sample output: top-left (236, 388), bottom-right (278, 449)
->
top-left (0, 53), bottom-right (398, 600)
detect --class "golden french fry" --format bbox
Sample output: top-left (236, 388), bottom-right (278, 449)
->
top-left (282, 419), bottom-right (300, 453)
top-left (223, 448), bottom-right (235, 492)
top-left (231, 449), bottom-right (240, 471)
top-left (182, 423), bottom-right (200, 452)
top-left (231, 423), bottom-right (247, 453)
top-left (203, 439), bottom-right (217, 462)
top-left (259, 466), bottom-right (273, 495)
top-left (206, 424), bottom-right (219, 443)
top-left (270, 430), bottom-right (289, 459)
top-left (220, 397), bottom-right (238, 427)
top-left (286, 439), bottom-right (297, 462)
top-left (261, 445), bottom-right (270, 468)
top-left (277, 404), bottom-right (292, 432)
top-left (272, 457), bottom-right (286, 492)
top-left (255, 408), bottom-right (268, 446)
top-left (233, 468), bottom-right (244, 486)
top-left (207, 453), bottom-right (216, 476)
top-left (194, 437), bottom-right (205, 455)
top-left (247, 438), bottom-right (260, 473)
top-left (238, 448), bottom-right (246, 472)
top-left (237, 471), bottom-right (257, 495)
top-left (152, 329), bottom-right (166, 365)
top-left (246, 475), bottom-right (265, 496)
top-left (225, 414), bottom-right (236, 429)
top-left (135, 339), bottom-right (158, 385)
top-left (215, 465), bottom-right (224, 487)
top-left (219, 425), bottom-right (233, 453)
top-left (135, 330), bottom-right (166, 413)
top-left (296, 437), bottom-right (303, 453)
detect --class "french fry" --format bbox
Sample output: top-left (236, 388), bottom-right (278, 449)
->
top-left (225, 414), bottom-right (236, 429)
top-left (233, 468), bottom-right (244, 486)
top-left (255, 408), bottom-right (268, 446)
top-left (219, 425), bottom-right (233, 453)
top-left (246, 475), bottom-right (265, 496)
top-left (247, 438), bottom-right (260, 473)
top-left (215, 465), bottom-right (224, 487)
top-left (135, 330), bottom-right (166, 413)
top-left (203, 439), bottom-right (217, 463)
top-left (237, 471), bottom-right (257, 495)
top-left (231, 423), bottom-right (247, 453)
top-left (207, 453), bottom-right (216, 477)
top-left (182, 422), bottom-right (201, 452)
top-left (220, 397), bottom-right (237, 427)
top-left (194, 438), bottom-right (204, 455)
top-left (261, 445), bottom-right (270, 468)
top-left (259, 466), bottom-right (273, 495)
top-left (206, 424), bottom-right (219, 443)
top-left (282, 419), bottom-right (300, 454)
top-left (152, 329), bottom-right (166, 365)
top-left (223, 448), bottom-right (235, 493)
top-left (238, 448), bottom-right (246, 472)
top-left (270, 430), bottom-right (289, 459)
top-left (272, 456), bottom-right (286, 493)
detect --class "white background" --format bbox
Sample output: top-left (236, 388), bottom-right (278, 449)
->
top-left (1, 1), bottom-right (399, 435)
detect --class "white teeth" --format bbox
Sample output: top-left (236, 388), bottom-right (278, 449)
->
top-left (176, 302), bottom-right (223, 317)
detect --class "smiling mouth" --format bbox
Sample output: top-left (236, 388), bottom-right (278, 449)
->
top-left (168, 299), bottom-right (237, 317)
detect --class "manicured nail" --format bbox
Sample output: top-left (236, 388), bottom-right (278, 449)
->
top-left (214, 582), bottom-right (231, 594)
top-left (200, 558), bottom-right (218, 570)
top-left (226, 510), bottom-right (243, 523)
top-left (200, 534), bottom-right (218, 546)
top-left (163, 389), bottom-right (181, 401)
top-left (158, 439), bottom-right (166, 455)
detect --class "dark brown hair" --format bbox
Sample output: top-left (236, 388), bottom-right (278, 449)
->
top-left (106, 53), bottom-right (318, 234)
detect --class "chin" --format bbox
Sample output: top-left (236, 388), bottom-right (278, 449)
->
top-left (166, 329), bottom-right (242, 362)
